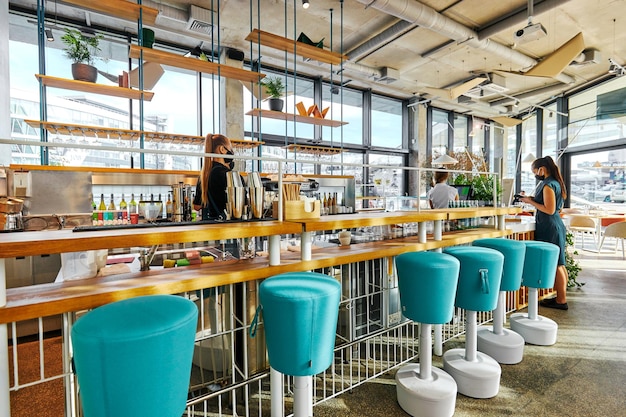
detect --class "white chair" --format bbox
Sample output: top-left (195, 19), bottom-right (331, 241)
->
top-left (599, 221), bottom-right (626, 259)
top-left (568, 216), bottom-right (597, 249)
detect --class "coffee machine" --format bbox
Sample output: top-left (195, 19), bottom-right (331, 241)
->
top-left (0, 167), bottom-right (24, 231)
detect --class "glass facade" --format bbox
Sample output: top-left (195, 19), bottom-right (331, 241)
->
top-left (7, 6), bottom-right (626, 205)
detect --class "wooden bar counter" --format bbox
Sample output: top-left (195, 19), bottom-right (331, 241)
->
top-left (0, 208), bottom-right (520, 325)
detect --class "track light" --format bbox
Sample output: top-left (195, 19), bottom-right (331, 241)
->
top-left (45, 28), bottom-right (54, 42)
top-left (302, 0), bottom-right (310, 9)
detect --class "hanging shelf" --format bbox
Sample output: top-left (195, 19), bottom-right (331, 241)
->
top-left (245, 108), bottom-right (347, 128)
top-left (24, 120), bottom-right (264, 149)
top-left (129, 45), bottom-right (266, 83)
top-left (285, 144), bottom-right (343, 156)
top-left (245, 29), bottom-right (347, 65)
top-left (36, 75), bottom-right (155, 101)
top-left (61, 0), bottom-right (159, 25)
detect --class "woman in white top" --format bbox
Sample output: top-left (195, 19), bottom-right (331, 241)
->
top-left (428, 171), bottom-right (459, 209)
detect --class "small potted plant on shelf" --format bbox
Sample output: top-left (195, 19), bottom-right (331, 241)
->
top-left (61, 28), bottom-right (103, 83)
top-left (260, 76), bottom-right (285, 112)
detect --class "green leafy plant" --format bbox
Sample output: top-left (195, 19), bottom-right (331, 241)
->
top-left (565, 230), bottom-right (584, 288)
top-left (260, 76), bottom-right (285, 99)
top-left (470, 174), bottom-right (502, 203)
top-left (61, 29), bottom-right (103, 65)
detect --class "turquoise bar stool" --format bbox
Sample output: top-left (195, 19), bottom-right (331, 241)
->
top-left (71, 295), bottom-right (198, 417)
top-left (394, 252), bottom-right (460, 417)
top-left (473, 238), bottom-right (526, 364)
top-left (510, 241), bottom-right (560, 346)
top-left (442, 246), bottom-right (504, 399)
top-left (255, 272), bottom-right (340, 417)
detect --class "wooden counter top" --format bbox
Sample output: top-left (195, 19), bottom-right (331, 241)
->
top-left (0, 227), bottom-right (511, 324)
top-left (291, 207), bottom-right (520, 232)
top-left (291, 211), bottom-right (447, 232)
top-left (0, 221), bottom-right (301, 258)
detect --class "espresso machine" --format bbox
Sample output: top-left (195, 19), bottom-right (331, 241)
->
top-left (0, 167), bottom-right (24, 231)
top-left (171, 182), bottom-right (193, 222)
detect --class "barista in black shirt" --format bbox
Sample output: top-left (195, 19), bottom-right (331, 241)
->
top-left (193, 134), bottom-right (235, 220)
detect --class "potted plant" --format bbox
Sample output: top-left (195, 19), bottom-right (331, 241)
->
top-left (260, 76), bottom-right (285, 112)
top-left (61, 28), bottom-right (103, 83)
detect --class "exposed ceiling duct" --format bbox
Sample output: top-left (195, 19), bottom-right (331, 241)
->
top-left (347, 20), bottom-right (417, 62)
top-left (354, 0), bottom-right (575, 84)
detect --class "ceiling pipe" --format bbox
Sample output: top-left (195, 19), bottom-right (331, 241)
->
top-left (355, 0), bottom-right (575, 84)
top-left (347, 20), bottom-right (417, 62)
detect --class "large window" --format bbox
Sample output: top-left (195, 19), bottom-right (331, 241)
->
top-left (371, 95), bottom-right (402, 149)
top-left (244, 74), bottom-right (315, 142)
top-left (542, 104), bottom-right (558, 162)
top-left (322, 86), bottom-right (363, 145)
top-left (453, 114), bottom-right (468, 152)
top-left (520, 115), bottom-right (538, 194)
top-left (432, 109), bottom-right (449, 158)
top-left (568, 76), bottom-right (626, 149)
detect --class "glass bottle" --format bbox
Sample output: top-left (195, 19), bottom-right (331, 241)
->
top-left (129, 193), bottom-right (137, 214)
top-left (108, 193), bottom-right (116, 210)
top-left (166, 192), bottom-right (173, 220)
top-left (98, 193), bottom-right (107, 211)
top-left (119, 193), bottom-right (127, 210)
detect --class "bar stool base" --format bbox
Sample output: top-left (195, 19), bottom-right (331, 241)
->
top-left (396, 364), bottom-right (457, 417)
top-left (509, 313), bottom-right (558, 346)
top-left (476, 326), bottom-right (525, 364)
top-left (443, 349), bottom-right (501, 399)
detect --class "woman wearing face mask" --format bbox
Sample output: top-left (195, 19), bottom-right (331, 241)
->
top-left (193, 134), bottom-right (235, 220)
top-left (519, 156), bottom-right (569, 310)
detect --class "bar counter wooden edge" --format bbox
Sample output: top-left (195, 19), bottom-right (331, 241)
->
top-left (0, 207), bottom-right (521, 324)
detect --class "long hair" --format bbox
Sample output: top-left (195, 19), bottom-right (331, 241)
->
top-left (200, 134), bottom-right (230, 207)
top-left (532, 156), bottom-right (567, 199)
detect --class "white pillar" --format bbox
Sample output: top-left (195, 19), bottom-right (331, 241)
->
top-left (492, 292), bottom-right (505, 335)
top-left (528, 288), bottom-right (538, 321)
top-left (269, 235), bottom-right (281, 266)
top-left (418, 222), bottom-right (427, 243)
top-left (270, 367), bottom-right (284, 417)
top-left (465, 310), bottom-right (477, 362)
top-left (0, 259), bottom-right (10, 417)
top-left (419, 323), bottom-right (433, 380)
top-left (0, 0), bottom-right (10, 165)
top-left (301, 231), bottom-right (312, 261)
top-left (293, 375), bottom-right (313, 417)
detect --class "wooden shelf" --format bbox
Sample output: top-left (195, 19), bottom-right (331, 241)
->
top-left (61, 0), bottom-right (159, 25)
top-left (24, 119), bottom-right (264, 149)
top-left (245, 29), bottom-right (347, 66)
top-left (246, 108), bottom-right (347, 128)
top-left (129, 45), bottom-right (266, 83)
top-left (285, 144), bottom-right (342, 156)
top-left (36, 75), bottom-right (154, 101)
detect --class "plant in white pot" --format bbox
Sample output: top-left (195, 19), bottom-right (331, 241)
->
top-left (260, 76), bottom-right (285, 112)
top-left (61, 28), bottom-right (103, 83)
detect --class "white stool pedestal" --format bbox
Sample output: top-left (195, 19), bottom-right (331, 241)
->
top-left (443, 311), bottom-right (501, 399)
top-left (396, 364), bottom-right (457, 417)
top-left (442, 349), bottom-right (501, 399)
top-left (510, 313), bottom-right (558, 346)
top-left (476, 292), bottom-right (525, 364)
top-left (476, 326), bottom-right (525, 364)
top-left (510, 288), bottom-right (558, 346)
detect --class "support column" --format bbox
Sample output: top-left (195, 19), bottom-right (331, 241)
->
top-left (0, 0), bottom-right (10, 166)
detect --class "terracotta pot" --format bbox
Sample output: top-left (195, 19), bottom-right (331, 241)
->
top-left (71, 63), bottom-right (98, 83)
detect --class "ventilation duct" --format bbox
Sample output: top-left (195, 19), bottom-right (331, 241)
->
top-left (376, 67), bottom-right (399, 84)
top-left (464, 73), bottom-right (507, 98)
top-left (186, 5), bottom-right (215, 36)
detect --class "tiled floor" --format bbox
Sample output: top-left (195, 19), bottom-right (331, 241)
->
top-left (313, 247), bottom-right (626, 417)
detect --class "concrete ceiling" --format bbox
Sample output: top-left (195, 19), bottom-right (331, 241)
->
top-left (13, 0), bottom-right (626, 120)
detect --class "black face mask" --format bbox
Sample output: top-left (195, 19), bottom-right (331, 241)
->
top-left (534, 168), bottom-right (545, 181)
top-left (224, 149), bottom-right (235, 170)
